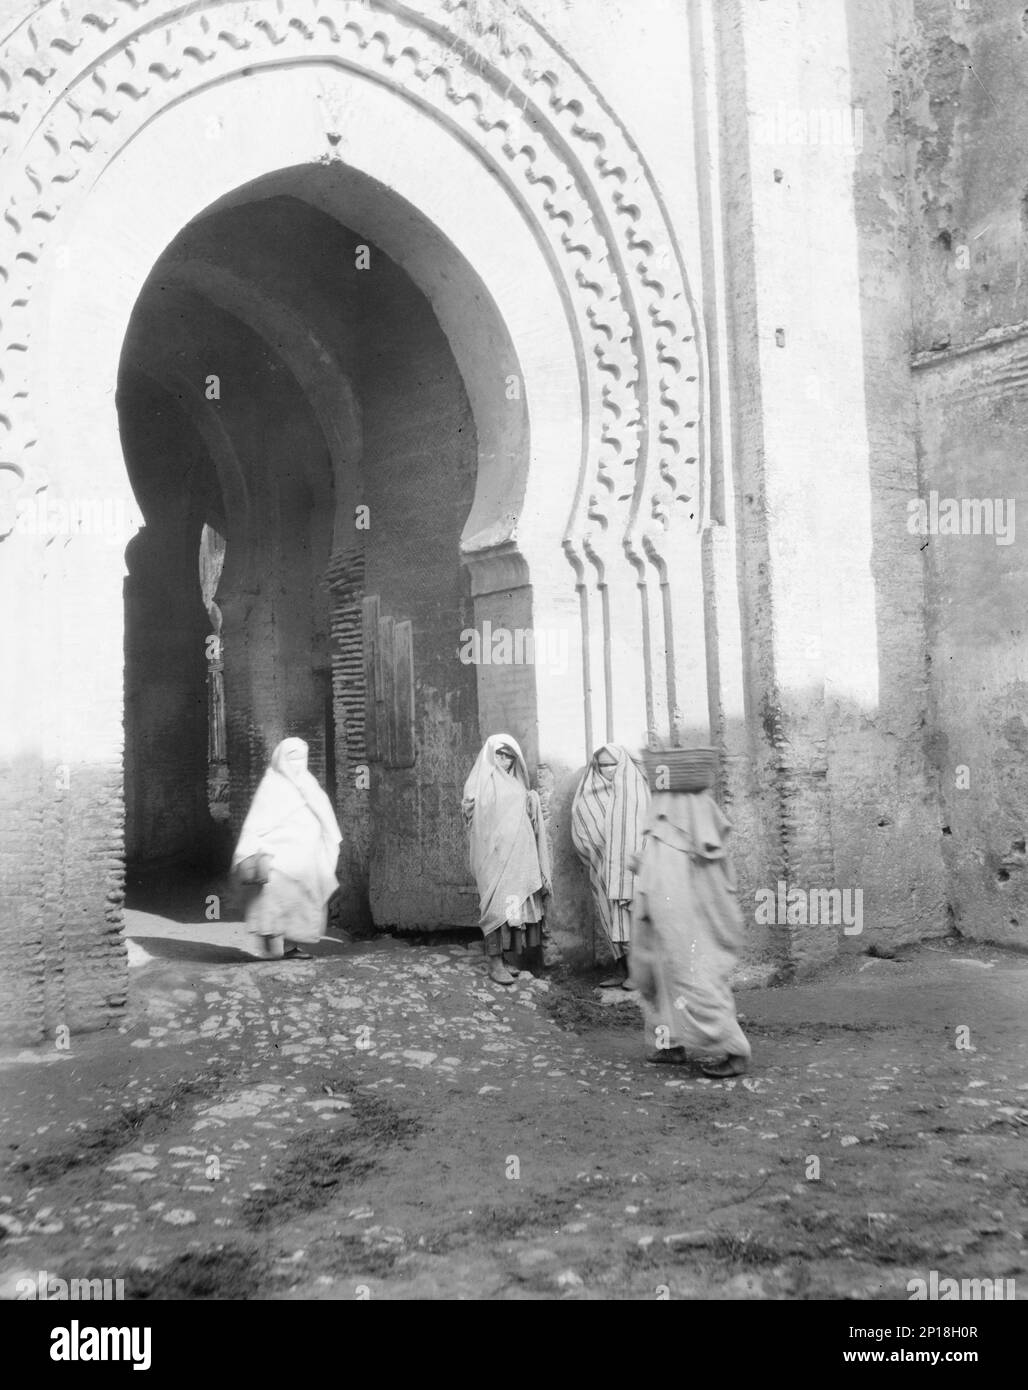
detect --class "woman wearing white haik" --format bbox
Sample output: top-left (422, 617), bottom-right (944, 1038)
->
top-left (462, 733), bottom-right (552, 986)
top-left (231, 737), bottom-right (342, 961)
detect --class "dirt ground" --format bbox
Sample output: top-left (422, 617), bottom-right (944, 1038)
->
top-left (1, 905), bottom-right (1026, 1301)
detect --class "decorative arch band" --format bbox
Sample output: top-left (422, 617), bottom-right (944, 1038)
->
top-left (0, 0), bottom-right (704, 576)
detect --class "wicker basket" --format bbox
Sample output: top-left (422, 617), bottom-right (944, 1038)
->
top-left (641, 746), bottom-right (719, 793)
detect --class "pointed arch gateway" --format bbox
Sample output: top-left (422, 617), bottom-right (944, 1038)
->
top-left (0, 0), bottom-right (711, 1041)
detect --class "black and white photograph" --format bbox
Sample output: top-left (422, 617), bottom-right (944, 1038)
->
top-left (0, 0), bottom-right (1023, 1348)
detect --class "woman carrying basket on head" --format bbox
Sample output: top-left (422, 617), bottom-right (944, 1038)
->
top-left (630, 747), bottom-right (751, 1077)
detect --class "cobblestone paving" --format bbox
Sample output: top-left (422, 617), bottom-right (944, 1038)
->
top-left (1, 936), bottom-right (1026, 1299)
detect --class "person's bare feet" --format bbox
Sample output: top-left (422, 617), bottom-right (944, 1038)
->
top-left (489, 960), bottom-right (516, 986)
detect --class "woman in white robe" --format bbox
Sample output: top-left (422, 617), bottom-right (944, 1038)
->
top-left (231, 737), bottom-right (342, 960)
top-left (571, 744), bottom-right (649, 987)
top-left (462, 733), bottom-right (552, 986)
top-left (630, 788), bottom-right (751, 1076)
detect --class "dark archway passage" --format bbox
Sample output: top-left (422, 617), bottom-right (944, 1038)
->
top-left (118, 179), bottom-right (481, 931)
top-left (120, 371), bottom-right (224, 880)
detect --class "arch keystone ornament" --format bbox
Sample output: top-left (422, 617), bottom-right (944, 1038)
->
top-left (0, 0), bottom-right (719, 1038)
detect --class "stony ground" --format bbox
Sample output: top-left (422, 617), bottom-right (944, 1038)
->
top-left (0, 913), bottom-right (1026, 1301)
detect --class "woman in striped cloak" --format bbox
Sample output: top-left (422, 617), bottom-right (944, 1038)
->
top-left (571, 744), bottom-right (650, 988)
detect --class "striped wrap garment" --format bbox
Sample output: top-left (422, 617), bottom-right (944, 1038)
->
top-left (570, 744), bottom-right (650, 952)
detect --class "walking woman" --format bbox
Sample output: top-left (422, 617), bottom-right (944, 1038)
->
top-left (231, 737), bottom-right (342, 960)
top-left (462, 733), bottom-right (552, 986)
top-left (571, 744), bottom-right (649, 988)
top-left (630, 778), bottom-right (751, 1076)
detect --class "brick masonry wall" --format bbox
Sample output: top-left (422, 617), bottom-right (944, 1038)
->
top-left (0, 534), bottom-right (49, 1045)
top-left (2, 537), bottom-right (132, 1046)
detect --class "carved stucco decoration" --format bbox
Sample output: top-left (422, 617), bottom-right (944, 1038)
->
top-left (0, 0), bottom-right (702, 564)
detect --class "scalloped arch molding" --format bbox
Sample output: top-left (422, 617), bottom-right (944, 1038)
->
top-left (0, 0), bottom-right (705, 564)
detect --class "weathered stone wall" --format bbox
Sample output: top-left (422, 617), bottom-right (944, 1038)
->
top-left (0, 537), bottom-right (130, 1046)
top-left (906, 0), bottom-right (1028, 945)
top-left (839, 0), bottom-right (951, 948)
top-left (716, 0), bottom-right (948, 973)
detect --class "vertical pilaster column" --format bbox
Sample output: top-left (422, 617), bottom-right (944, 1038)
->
top-left (719, 0), bottom-right (879, 973)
